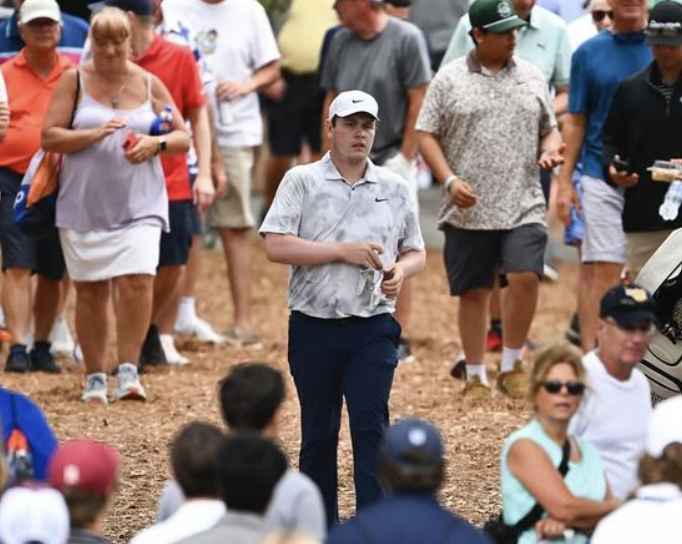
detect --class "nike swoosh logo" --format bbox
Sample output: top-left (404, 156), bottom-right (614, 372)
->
top-left (375, 197), bottom-right (388, 202)
top-left (352, 99), bottom-right (364, 103)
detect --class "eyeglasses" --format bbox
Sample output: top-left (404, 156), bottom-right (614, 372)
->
top-left (592, 10), bottom-right (613, 22)
top-left (541, 380), bottom-right (586, 396)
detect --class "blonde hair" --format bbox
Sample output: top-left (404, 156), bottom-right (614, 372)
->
top-left (259, 531), bottom-right (321, 544)
top-left (90, 6), bottom-right (131, 42)
top-left (529, 343), bottom-right (586, 402)
top-left (639, 443), bottom-right (682, 491)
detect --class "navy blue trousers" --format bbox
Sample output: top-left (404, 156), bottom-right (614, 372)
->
top-left (288, 311), bottom-right (401, 527)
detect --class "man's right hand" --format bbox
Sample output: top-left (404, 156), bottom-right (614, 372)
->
top-left (449, 178), bottom-right (477, 208)
top-left (556, 175), bottom-right (580, 226)
top-left (340, 242), bottom-right (384, 269)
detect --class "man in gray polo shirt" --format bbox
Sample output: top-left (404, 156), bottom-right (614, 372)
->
top-left (260, 90), bottom-right (425, 525)
top-left (417, 0), bottom-right (564, 401)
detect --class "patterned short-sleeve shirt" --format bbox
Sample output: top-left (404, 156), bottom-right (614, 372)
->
top-left (259, 153), bottom-right (424, 319)
top-left (417, 52), bottom-right (556, 231)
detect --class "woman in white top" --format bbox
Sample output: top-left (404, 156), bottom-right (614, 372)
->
top-left (0, 70), bottom-right (8, 142)
top-left (42, 7), bottom-right (189, 404)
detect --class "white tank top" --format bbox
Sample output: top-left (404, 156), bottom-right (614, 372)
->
top-left (57, 71), bottom-right (168, 232)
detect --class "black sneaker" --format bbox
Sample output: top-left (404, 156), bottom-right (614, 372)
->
top-left (565, 312), bottom-right (581, 347)
top-left (139, 324), bottom-right (167, 372)
top-left (29, 341), bottom-right (61, 373)
top-left (5, 345), bottom-right (30, 373)
top-left (397, 337), bottom-right (416, 363)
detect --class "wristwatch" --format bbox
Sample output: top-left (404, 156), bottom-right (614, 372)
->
top-left (157, 137), bottom-right (167, 154)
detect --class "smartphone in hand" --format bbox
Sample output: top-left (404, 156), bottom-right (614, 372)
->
top-left (612, 157), bottom-right (630, 173)
top-left (122, 131), bottom-right (139, 152)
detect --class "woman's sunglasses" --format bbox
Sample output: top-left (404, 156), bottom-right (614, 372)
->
top-left (592, 10), bottom-right (613, 23)
top-left (541, 380), bottom-right (586, 396)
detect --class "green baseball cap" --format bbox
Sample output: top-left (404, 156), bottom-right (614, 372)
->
top-left (469, 0), bottom-right (527, 32)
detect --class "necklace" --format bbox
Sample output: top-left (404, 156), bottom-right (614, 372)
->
top-left (101, 70), bottom-right (130, 109)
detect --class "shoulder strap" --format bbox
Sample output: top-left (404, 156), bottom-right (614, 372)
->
top-left (69, 69), bottom-right (80, 129)
top-left (512, 438), bottom-right (572, 535)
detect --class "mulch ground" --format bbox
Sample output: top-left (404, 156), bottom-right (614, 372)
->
top-left (2, 235), bottom-right (578, 543)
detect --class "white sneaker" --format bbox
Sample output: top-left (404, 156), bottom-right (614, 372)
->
top-left (115, 363), bottom-right (147, 401)
top-left (160, 334), bottom-right (189, 365)
top-left (175, 317), bottom-right (225, 344)
top-left (50, 316), bottom-right (76, 357)
top-left (82, 373), bottom-right (108, 404)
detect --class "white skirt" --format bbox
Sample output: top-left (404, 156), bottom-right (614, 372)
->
top-left (59, 223), bottom-right (161, 282)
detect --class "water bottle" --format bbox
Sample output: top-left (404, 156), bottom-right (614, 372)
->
top-left (659, 180), bottom-right (682, 221)
top-left (150, 105), bottom-right (173, 136)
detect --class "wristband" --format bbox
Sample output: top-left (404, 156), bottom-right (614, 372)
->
top-left (444, 174), bottom-right (458, 194)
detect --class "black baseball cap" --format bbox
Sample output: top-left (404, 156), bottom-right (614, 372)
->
top-left (600, 284), bottom-right (657, 328)
top-left (647, 1), bottom-right (682, 46)
top-left (469, 0), bottom-right (527, 33)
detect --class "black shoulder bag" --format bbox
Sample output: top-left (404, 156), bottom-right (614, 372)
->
top-left (483, 438), bottom-right (571, 544)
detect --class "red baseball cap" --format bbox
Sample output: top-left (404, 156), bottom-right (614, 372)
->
top-left (48, 439), bottom-right (120, 497)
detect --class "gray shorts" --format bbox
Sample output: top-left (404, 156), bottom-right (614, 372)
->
top-left (443, 223), bottom-right (547, 296)
top-left (581, 174), bottom-right (626, 264)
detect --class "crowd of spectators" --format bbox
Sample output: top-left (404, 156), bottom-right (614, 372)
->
top-left (0, 0), bottom-right (680, 543)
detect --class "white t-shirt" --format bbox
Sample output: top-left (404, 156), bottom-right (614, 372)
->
top-left (162, 0), bottom-right (280, 147)
top-left (591, 483), bottom-right (682, 544)
top-left (569, 350), bottom-right (652, 499)
top-left (131, 499), bottom-right (226, 544)
top-left (567, 13), bottom-right (597, 52)
top-left (0, 70), bottom-right (7, 102)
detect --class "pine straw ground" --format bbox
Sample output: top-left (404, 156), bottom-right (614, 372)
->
top-left (2, 236), bottom-right (579, 542)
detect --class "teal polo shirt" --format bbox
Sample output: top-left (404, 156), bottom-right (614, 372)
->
top-left (440, 5), bottom-right (571, 88)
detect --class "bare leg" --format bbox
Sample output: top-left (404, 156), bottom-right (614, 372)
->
top-left (33, 276), bottom-right (61, 342)
top-left (502, 271), bottom-right (540, 350)
top-left (74, 280), bottom-right (110, 374)
top-left (182, 236), bottom-right (200, 298)
top-left (489, 283), bottom-right (502, 324)
top-left (459, 288), bottom-right (491, 366)
top-left (218, 228), bottom-right (252, 331)
top-left (113, 274), bottom-right (154, 364)
top-left (579, 262), bottom-right (622, 351)
top-left (153, 265), bottom-right (184, 335)
top-left (3, 268), bottom-right (31, 344)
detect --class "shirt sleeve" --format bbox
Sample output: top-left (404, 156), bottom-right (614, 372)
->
top-left (568, 45), bottom-right (589, 114)
top-left (14, 393), bottom-right (58, 481)
top-left (259, 169), bottom-right (306, 237)
top-left (415, 72), bottom-right (445, 136)
top-left (553, 27), bottom-right (572, 88)
top-left (440, 16), bottom-right (472, 67)
top-left (250, 4), bottom-right (281, 70)
top-left (0, 71), bottom-right (7, 103)
top-left (181, 48), bottom-right (207, 112)
top-left (397, 25), bottom-right (431, 89)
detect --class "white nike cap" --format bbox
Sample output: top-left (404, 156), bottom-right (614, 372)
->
top-left (328, 90), bottom-right (380, 121)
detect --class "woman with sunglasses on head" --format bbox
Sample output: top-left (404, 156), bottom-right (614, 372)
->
top-left (500, 343), bottom-right (619, 543)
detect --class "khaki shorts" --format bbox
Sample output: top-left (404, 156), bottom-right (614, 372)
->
top-left (627, 230), bottom-right (674, 280)
top-left (207, 146), bottom-right (255, 229)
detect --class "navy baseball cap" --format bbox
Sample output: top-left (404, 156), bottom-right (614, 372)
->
top-left (600, 284), bottom-right (656, 328)
top-left (381, 419), bottom-right (443, 469)
top-left (89, 0), bottom-right (152, 15)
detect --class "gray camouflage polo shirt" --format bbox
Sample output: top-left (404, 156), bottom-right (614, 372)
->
top-left (260, 153), bottom-right (424, 319)
top-left (416, 51), bottom-right (556, 231)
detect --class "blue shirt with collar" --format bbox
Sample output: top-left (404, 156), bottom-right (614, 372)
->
top-left (326, 492), bottom-right (492, 544)
top-left (0, 12), bottom-right (89, 65)
top-left (568, 30), bottom-right (652, 180)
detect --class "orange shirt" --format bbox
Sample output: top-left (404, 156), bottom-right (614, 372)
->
top-left (0, 50), bottom-right (73, 174)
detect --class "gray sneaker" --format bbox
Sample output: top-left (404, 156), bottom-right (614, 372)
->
top-left (82, 373), bottom-right (108, 404)
top-left (115, 363), bottom-right (147, 401)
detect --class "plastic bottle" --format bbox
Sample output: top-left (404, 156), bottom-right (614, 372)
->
top-left (150, 105), bottom-right (173, 136)
top-left (659, 180), bottom-right (682, 221)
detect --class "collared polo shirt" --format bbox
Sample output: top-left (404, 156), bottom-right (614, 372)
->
top-left (0, 12), bottom-right (88, 65)
top-left (441, 5), bottom-right (571, 88)
top-left (0, 49), bottom-right (73, 175)
top-left (134, 35), bottom-right (206, 202)
top-left (259, 153), bottom-right (424, 319)
top-left (417, 51), bottom-right (555, 231)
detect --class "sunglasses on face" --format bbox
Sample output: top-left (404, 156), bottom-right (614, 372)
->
top-left (541, 380), bottom-right (586, 396)
top-left (592, 10), bottom-right (613, 22)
